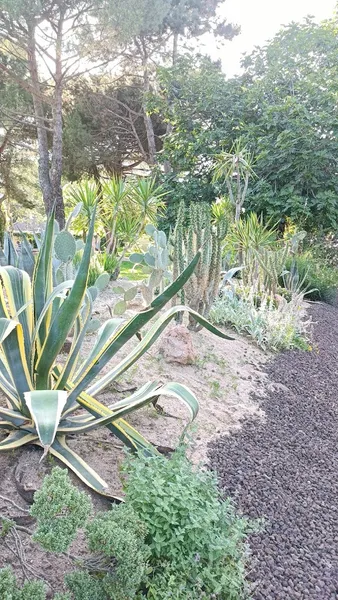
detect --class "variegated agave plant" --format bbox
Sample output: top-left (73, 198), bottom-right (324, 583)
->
top-left (0, 206), bottom-right (231, 497)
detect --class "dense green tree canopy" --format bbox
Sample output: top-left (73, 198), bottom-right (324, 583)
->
top-left (156, 16), bottom-right (338, 232)
top-left (242, 18), bottom-right (338, 231)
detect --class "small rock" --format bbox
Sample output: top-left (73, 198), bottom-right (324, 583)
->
top-left (158, 324), bottom-right (196, 365)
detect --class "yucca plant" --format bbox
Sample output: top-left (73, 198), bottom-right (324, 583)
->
top-left (0, 206), bottom-right (230, 498)
top-left (226, 213), bottom-right (277, 289)
top-left (64, 179), bottom-right (102, 240)
top-left (212, 138), bottom-right (255, 221)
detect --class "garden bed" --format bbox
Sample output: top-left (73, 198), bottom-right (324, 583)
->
top-left (0, 283), bottom-right (267, 591)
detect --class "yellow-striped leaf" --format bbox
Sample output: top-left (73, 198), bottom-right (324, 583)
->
top-left (0, 267), bottom-right (33, 357)
top-left (0, 430), bottom-right (38, 449)
top-left (35, 205), bottom-right (97, 389)
top-left (24, 390), bottom-right (67, 453)
top-left (86, 304), bottom-right (232, 398)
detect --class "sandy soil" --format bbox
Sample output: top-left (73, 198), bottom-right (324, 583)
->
top-left (0, 282), bottom-right (268, 592)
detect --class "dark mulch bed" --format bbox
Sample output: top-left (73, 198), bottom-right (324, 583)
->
top-left (208, 303), bottom-right (338, 600)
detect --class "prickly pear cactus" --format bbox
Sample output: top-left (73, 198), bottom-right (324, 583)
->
top-left (94, 272), bottom-right (110, 292)
top-left (54, 230), bottom-right (77, 262)
top-left (128, 225), bottom-right (172, 308)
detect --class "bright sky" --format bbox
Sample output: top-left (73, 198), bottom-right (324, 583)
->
top-left (202, 0), bottom-right (337, 76)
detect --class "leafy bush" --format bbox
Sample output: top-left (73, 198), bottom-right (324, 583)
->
top-left (210, 289), bottom-right (311, 351)
top-left (0, 567), bottom-right (66, 600)
top-left (285, 253), bottom-right (338, 304)
top-left (30, 468), bottom-right (92, 553)
top-left (63, 572), bottom-right (103, 600)
top-left (29, 467), bottom-right (148, 600)
top-left (124, 448), bottom-right (255, 599)
top-left (3, 449), bottom-right (255, 600)
top-left (85, 504), bottom-right (149, 600)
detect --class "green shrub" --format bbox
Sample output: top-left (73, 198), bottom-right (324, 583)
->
top-left (124, 448), bottom-right (255, 599)
top-left (6, 450), bottom-right (255, 600)
top-left (30, 468), bottom-right (148, 600)
top-left (0, 567), bottom-right (59, 600)
top-left (210, 289), bottom-right (310, 351)
top-left (85, 504), bottom-right (149, 600)
top-left (285, 254), bottom-right (338, 304)
top-left (64, 572), bottom-right (104, 600)
top-left (0, 567), bottom-right (16, 600)
top-left (16, 580), bottom-right (47, 600)
top-left (30, 468), bottom-right (92, 553)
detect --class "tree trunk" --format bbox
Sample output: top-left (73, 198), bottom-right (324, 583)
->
top-left (27, 27), bottom-right (54, 217)
top-left (139, 37), bottom-right (157, 165)
top-left (163, 32), bottom-right (179, 175)
top-left (235, 162), bottom-right (241, 221)
top-left (50, 12), bottom-right (65, 228)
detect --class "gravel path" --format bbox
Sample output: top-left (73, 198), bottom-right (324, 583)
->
top-left (208, 303), bottom-right (338, 600)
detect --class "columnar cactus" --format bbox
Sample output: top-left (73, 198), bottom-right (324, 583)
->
top-left (173, 201), bottom-right (228, 329)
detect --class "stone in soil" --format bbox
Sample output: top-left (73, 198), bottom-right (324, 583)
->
top-left (208, 303), bottom-right (338, 600)
top-left (158, 323), bottom-right (196, 365)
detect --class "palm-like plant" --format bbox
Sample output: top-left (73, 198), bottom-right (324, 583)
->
top-left (100, 176), bottom-right (166, 268)
top-left (130, 177), bottom-right (166, 224)
top-left (212, 139), bottom-right (255, 221)
top-left (226, 213), bottom-right (277, 289)
top-left (0, 207), bottom-right (230, 497)
top-left (101, 177), bottom-right (130, 254)
top-left (64, 180), bottom-right (101, 240)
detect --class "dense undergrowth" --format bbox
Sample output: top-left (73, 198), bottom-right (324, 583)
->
top-left (0, 450), bottom-right (258, 600)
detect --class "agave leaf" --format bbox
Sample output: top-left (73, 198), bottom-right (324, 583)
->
top-left (0, 267), bottom-right (34, 357)
top-left (74, 318), bottom-right (123, 384)
top-left (0, 248), bottom-right (7, 267)
top-left (0, 406), bottom-right (31, 427)
top-left (19, 232), bottom-right (35, 278)
top-left (0, 318), bottom-right (18, 343)
top-left (35, 205), bottom-right (97, 388)
top-left (105, 418), bottom-right (158, 455)
top-left (32, 209), bottom-right (55, 341)
top-left (4, 233), bottom-right (19, 267)
top-left (60, 381), bottom-right (198, 434)
top-left (86, 304), bottom-right (232, 398)
top-left (0, 321), bottom-right (33, 414)
top-left (54, 293), bottom-right (93, 390)
top-left (62, 387), bottom-right (159, 456)
top-left (24, 390), bottom-right (67, 453)
top-left (0, 358), bottom-right (20, 410)
top-left (47, 435), bottom-right (109, 493)
top-left (0, 430), bottom-right (38, 450)
top-left (66, 252), bottom-right (202, 407)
